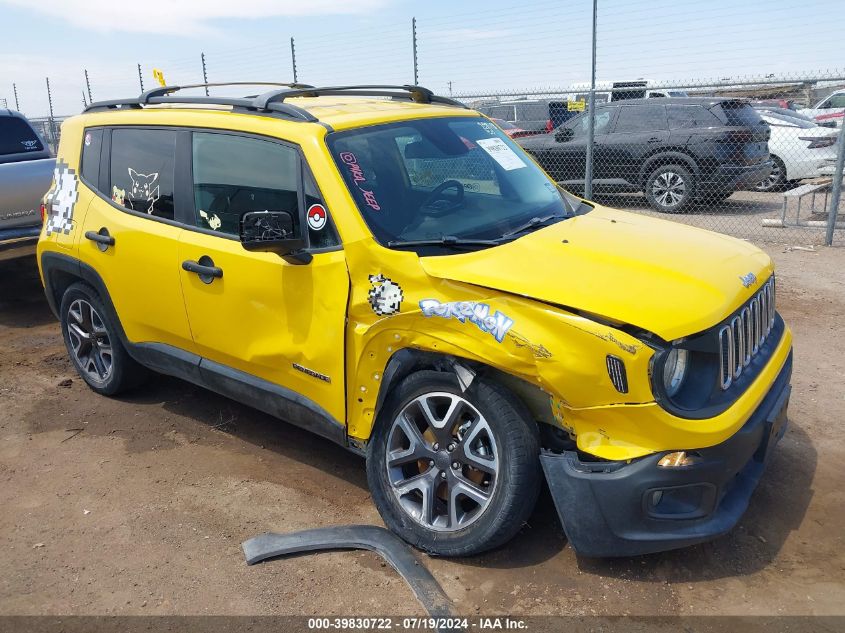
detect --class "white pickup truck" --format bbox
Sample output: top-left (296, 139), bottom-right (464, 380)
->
top-left (801, 89), bottom-right (845, 128)
top-left (0, 111), bottom-right (55, 261)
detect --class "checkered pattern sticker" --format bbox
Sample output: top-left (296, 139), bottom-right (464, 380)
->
top-left (44, 160), bottom-right (79, 236)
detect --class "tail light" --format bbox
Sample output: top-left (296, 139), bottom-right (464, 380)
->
top-left (720, 130), bottom-right (754, 144)
top-left (545, 119), bottom-right (553, 132)
top-left (800, 135), bottom-right (837, 149)
top-left (40, 202), bottom-right (47, 223)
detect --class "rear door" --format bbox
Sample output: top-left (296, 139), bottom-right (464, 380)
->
top-left (601, 104), bottom-right (669, 184)
top-left (177, 130), bottom-right (349, 424)
top-left (76, 126), bottom-right (192, 349)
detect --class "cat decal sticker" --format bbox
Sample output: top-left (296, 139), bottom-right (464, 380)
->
top-left (199, 209), bottom-right (222, 230)
top-left (44, 160), bottom-right (79, 236)
top-left (368, 274), bottom-right (404, 316)
top-left (127, 168), bottom-right (160, 214)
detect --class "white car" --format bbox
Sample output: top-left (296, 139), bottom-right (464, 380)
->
top-left (799, 89), bottom-right (845, 128)
top-left (754, 113), bottom-right (839, 192)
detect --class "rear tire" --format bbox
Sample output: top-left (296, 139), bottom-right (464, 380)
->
top-left (367, 370), bottom-right (541, 556)
top-left (644, 164), bottom-right (695, 213)
top-left (754, 155), bottom-right (787, 192)
top-left (59, 282), bottom-right (148, 396)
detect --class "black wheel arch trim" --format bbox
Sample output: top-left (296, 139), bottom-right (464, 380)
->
top-left (242, 526), bottom-right (455, 619)
top-left (374, 349), bottom-right (481, 421)
top-left (40, 250), bottom-right (349, 451)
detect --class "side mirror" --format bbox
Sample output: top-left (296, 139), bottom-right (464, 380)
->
top-left (239, 210), bottom-right (311, 263)
top-left (554, 127), bottom-right (574, 142)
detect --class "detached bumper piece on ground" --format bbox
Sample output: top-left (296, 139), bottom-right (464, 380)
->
top-left (243, 525), bottom-right (460, 630)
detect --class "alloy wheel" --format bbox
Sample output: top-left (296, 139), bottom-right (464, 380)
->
top-left (66, 298), bottom-right (113, 384)
top-left (652, 170), bottom-right (687, 208)
top-left (385, 392), bottom-right (499, 532)
top-left (755, 160), bottom-right (783, 191)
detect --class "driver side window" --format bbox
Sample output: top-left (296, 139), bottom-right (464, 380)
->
top-left (191, 132), bottom-right (300, 236)
top-left (826, 94), bottom-right (845, 108)
top-left (570, 108), bottom-right (613, 138)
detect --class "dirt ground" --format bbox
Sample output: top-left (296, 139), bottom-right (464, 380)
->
top-left (1, 243), bottom-right (844, 619)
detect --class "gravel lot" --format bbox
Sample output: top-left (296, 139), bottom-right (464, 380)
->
top-left (1, 241), bottom-right (844, 618)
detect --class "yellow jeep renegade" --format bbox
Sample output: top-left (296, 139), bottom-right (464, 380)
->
top-left (37, 83), bottom-right (792, 557)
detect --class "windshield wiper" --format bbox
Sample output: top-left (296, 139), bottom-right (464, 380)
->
top-left (387, 235), bottom-right (500, 250)
top-left (498, 213), bottom-right (569, 240)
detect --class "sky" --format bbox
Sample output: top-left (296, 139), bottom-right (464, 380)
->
top-left (1, 0), bottom-right (843, 117)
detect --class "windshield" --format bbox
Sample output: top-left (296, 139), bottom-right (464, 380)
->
top-left (327, 116), bottom-right (580, 250)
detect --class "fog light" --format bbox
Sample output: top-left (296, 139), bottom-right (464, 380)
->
top-left (657, 451), bottom-right (700, 468)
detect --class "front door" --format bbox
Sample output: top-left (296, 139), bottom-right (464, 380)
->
top-left (535, 106), bottom-right (615, 186)
top-left (177, 130), bottom-right (349, 424)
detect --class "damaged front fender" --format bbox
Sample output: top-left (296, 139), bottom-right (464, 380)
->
top-left (343, 243), bottom-right (656, 446)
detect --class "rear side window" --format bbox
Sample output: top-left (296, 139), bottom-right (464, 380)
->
top-left (0, 116), bottom-right (43, 155)
top-left (667, 105), bottom-right (722, 129)
top-left (713, 103), bottom-right (763, 127)
top-left (614, 105), bottom-right (668, 132)
top-left (81, 129), bottom-right (103, 185)
top-left (191, 132), bottom-right (300, 236)
top-left (110, 129), bottom-right (177, 220)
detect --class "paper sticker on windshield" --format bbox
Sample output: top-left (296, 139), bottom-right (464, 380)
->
top-left (477, 138), bottom-right (525, 171)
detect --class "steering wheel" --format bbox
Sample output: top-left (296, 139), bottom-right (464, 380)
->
top-left (421, 180), bottom-right (465, 217)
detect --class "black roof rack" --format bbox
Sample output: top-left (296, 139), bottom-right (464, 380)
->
top-left (83, 82), bottom-right (466, 122)
top-left (253, 84), bottom-right (468, 109)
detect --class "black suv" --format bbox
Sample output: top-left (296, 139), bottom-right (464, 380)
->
top-left (518, 98), bottom-right (772, 213)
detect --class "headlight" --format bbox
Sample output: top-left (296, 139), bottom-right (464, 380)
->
top-left (662, 348), bottom-right (689, 397)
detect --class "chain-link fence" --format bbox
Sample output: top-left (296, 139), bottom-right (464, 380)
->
top-left (27, 116), bottom-right (67, 156)
top-left (4, 2), bottom-right (844, 246)
top-left (461, 76), bottom-right (845, 246)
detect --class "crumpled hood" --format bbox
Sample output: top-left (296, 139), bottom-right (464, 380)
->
top-left (419, 206), bottom-right (773, 341)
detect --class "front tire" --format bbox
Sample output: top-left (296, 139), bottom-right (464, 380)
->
top-left (645, 163), bottom-right (694, 213)
top-left (59, 282), bottom-right (147, 396)
top-left (367, 370), bottom-right (541, 556)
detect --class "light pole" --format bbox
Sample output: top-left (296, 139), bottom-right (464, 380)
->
top-left (584, 0), bottom-right (598, 200)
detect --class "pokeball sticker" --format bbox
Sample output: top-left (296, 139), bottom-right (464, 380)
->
top-left (307, 203), bottom-right (327, 231)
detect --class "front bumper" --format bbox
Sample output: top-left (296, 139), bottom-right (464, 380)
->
top-left (541, 350), bottom-right (792, 558)
top-left (0, 225), bottom-right (41, 262)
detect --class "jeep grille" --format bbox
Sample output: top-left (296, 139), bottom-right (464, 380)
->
top-left (718, 277), bottom-right (776, 390)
